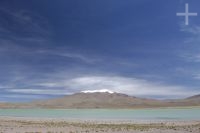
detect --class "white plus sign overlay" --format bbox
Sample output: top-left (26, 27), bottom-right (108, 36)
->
top-left (176, 3), bottom-right (197, 25)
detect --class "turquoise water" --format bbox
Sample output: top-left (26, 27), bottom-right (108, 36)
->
top-left (0, 108), bottom-right (200, 120)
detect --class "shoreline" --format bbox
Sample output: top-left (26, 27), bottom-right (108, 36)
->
top-left (0, 117), bottom-right (199, 133)
top-left (0, 116), bottom-right (200, 124)
top-left (1, 105), bottom-right (200, 110)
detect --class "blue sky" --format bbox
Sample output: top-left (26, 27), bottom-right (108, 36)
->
top-left (0, 0), bottom-right (200, 102)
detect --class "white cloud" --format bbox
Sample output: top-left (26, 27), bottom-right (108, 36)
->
top-left (1, 94), bottom-right (45, 99)
top-left (180, 24), bottom-right (200, 44)
top-left (19, 75), bottom-right (199, 99)
top-left (192, 73), bottom-right (200, 80)
top-left (66, 76), bottom-right (197, 98)
top-left (180, 25), bottom-right (200, 35)
top-left (36, 49), bottom-right (102, 64)
top-left (179, 24), bottom-right (200, 63)
top-left (8, 89), bottom-right (72, 95)
top-left (181, 54), bottom-right (200, 62)
top-left (0, 8), bottom-right (51, 37)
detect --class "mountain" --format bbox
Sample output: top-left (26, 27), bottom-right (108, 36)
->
top-left (0, 92), bottom-right (200, 109)
top-left (186, 94), bottom-right (200, 100)
top-left (29, 92), bottom-right (163, 109)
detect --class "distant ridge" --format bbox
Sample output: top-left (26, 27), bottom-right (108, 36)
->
top-left (0, 92), bottom-right (200, 109)
top-left (186, 94), bottom-right (200, 100)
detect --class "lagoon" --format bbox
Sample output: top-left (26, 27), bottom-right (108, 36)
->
top-left (0, 107), bottom-right (200, 121)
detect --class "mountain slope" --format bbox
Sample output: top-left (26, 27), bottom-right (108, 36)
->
top-left (186, 94), bottom-right (200, 100)
top-left (30, 92), bottom-right (163, 108)
top-left (0, 92), bottom-right (200, 109)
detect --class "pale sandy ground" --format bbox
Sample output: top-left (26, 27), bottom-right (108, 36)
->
top-left (0, 117), bottom-right (199, 133)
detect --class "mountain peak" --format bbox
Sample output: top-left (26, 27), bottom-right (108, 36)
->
top-left (81, 89), bottom-right (115, 94)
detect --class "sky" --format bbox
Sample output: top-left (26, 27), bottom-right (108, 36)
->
top-left (0, 0), bottom-right (200, 102)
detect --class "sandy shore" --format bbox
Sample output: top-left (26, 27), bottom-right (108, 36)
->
top-left (0, 117), bottom-right (199, 133)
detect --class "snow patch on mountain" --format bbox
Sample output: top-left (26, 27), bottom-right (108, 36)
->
top-left (81, 89), bottom-right (115, 94)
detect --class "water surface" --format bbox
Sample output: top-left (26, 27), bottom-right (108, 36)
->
top-left (0, 107), bottom-right (200, 121)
